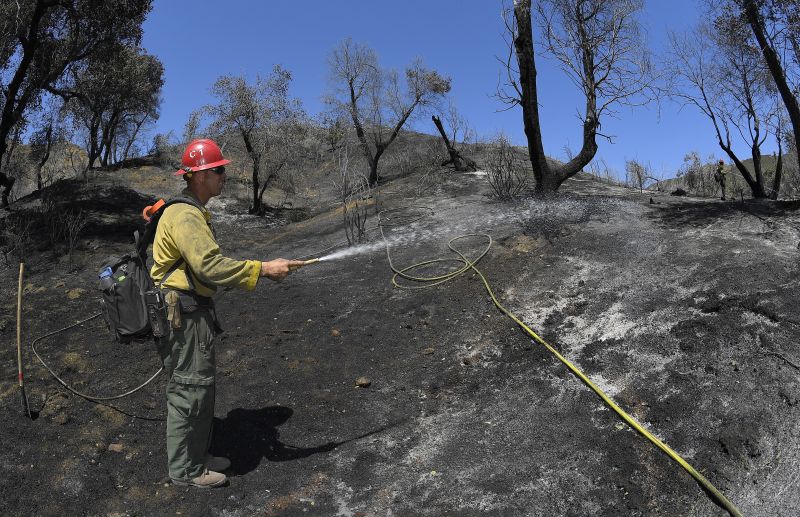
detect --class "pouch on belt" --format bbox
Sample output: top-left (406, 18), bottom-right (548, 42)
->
top-left (174, 290), bottom-right (223, 334)
top-left (165, 290), bottom-right (182, 329)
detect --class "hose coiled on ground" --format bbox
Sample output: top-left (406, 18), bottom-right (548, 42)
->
top-left (378, 207), bottom-right (742, 517)
top-left (31, 312), bottom-right (163, 402)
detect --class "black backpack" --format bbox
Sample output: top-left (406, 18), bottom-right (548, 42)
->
top-left (98, 196), bottom-right (204, 343)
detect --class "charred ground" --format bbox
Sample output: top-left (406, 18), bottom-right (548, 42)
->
top-left (1, 167), bottom-right (799, 516)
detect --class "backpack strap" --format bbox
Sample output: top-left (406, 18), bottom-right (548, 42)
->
top-left (138, 195), bottom-right (214, 292)
top-left (158, 256), bottom-right (185, 288)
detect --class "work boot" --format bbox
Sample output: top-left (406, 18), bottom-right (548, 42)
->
top-left (171, 469), bottom-right (227, 488)
top-left (205, 454), bottom-right (231, 471)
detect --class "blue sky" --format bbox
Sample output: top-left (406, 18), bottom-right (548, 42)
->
top-left (141, 0), bottom-right (764, 180)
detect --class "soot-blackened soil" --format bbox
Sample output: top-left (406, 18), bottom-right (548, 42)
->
top-left (2, 171), bottom-right (800, 516)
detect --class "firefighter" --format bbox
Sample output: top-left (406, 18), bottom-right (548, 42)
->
top-left (151, 138), bottom-right (304, 488)
top-left (714, 159), bottom-right (728, 200)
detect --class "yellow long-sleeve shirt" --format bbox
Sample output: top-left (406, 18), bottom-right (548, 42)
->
top-left (150, 190), bottom-right (261, 296)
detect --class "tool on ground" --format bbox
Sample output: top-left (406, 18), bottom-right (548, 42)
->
top-left (288, 258), bottom-right (320, 271)
top-left (17, 262), bottom-right (32, 419)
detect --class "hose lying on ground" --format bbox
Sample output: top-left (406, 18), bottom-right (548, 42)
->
top-left (378, 207), bottom-right (742, 517)
top-left (31, 312), bottom-right (163, 402)
top-left (24, 202), bottom-right (742, 514)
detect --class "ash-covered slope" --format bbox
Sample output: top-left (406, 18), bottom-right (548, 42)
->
top-left (1, 169), bottom-right (799, 516)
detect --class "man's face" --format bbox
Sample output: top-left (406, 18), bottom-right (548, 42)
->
top-left (203, 166), bottom-right (227, 197)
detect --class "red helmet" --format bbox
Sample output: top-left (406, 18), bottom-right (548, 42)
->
top-left (175, 138), bottom-right (231, 176)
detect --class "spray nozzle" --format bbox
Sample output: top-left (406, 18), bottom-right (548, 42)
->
top-left (289, 258), bottom-right (320, 271)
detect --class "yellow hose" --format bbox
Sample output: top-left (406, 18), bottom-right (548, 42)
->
top-left (382, 229), bottom-right (742, 517)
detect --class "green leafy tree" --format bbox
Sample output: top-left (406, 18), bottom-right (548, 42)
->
top-left (0, 0), bottom-right (151, 207)
top-left (58, 44), bottom-right (163, 168)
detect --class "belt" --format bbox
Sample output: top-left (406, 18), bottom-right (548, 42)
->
top-left (165, 289), bottom-right (214, 311)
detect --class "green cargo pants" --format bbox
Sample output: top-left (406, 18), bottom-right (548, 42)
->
top-left (157, 307), bottom-right (217, 481)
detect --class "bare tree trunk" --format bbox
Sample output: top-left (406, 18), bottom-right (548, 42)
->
top-left (0, 129), bottom-right (22, 206)
top-left (513, 1), bottom-right (549, 190)
top-left (431, 115), bottom-right (476, 172)
top-left (36, 123), bottom-right (54, 191)
top-left (86, 114), bottom-right (103, 170)
top-left (714, 119), bottom-right (767, 198)
top-left (241, 131), bottom-right (263, 214)
top-left (0, 171), bottom-right (13, 208)
top-left (122, 113), bottom-right (148, 161)
top-left (771, 141), bottom-right (783, 200)
top-left (257, 163), bottom-right (283, 208)
top-left (100, 113), bottom-right (118, 167)
top-left (0, 1), bottom-right (49, 208)
top-left (751, 143), bottom-right (764, 194)
top-left (727, 151), bottom-right (767, 198)
top-left (367, 146), bottom-right (384, 186)
top-left (0, 132), bottom-right (17, 208)
top-left (250, 155), bottom-right (261, 214)
top-left (513, 0), bottom-right (598, 194)
top-left (743, 0), bottom-right (800, 171)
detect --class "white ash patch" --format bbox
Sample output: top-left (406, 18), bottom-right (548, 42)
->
top-left (655, 384), bottom-right (688, 403)
top-left (402, 410), bottom-right (463, 466)
top-left (559, 302), bottom-right (637, 352)
top-left (207, 196), bottom-right (277, 229)
top-left (544, 373), bottom-right (593, 405)
top-left (333, 481), bottom-right (356, 517)
top-left (635, 308), bottom-right (687, 338)
top-left (629, 349), bottom-right (680, 376)
top-left (508, 295), bottom-right (572, 333)
top-left (737, 418), bottom-right (800, 516)
top-left (583, 371), bottom-right (624, 398)
top-left (739, 310), bottom-right (781, 328)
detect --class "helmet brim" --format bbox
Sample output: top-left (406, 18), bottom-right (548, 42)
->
top-left (174, 158), bottom-right (232, 176)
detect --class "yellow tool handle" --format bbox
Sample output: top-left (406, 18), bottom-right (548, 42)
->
top-left (16, 262), bottom-right (24, 387)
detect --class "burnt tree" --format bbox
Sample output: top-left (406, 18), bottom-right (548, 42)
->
top-left (741, 0), bottom-right (800, 178)
top-left (431, 115), bottom-right (476, 172)
top-left (504, 0), bottom-right (652, 193)
top-left (327, 38), bottom-right (450, 186)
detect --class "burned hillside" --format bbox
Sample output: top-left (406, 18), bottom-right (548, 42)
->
top-left (1, 167), bottom-right (799, 516)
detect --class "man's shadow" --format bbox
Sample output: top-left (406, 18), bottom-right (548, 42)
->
top-left (210, 406), bottom-right (400, 476)
top-left (209, 406), bottom-right (335, 475)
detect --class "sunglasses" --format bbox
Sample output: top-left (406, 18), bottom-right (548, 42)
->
top-left (207, 166), bottom-right (226, 175)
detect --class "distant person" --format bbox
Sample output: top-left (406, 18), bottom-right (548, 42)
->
top-left (150, 138), bottom-right (304, 488)
top-left (714, 159), bottom-right (728, 200)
